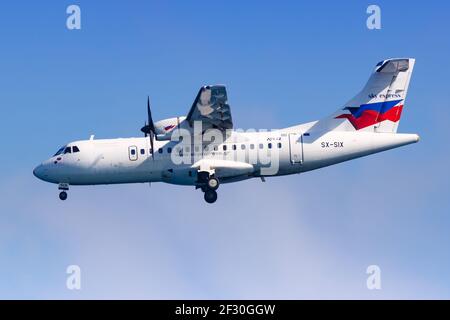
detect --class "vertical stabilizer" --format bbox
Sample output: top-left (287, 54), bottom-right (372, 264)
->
top-left (320, 58), bottom-right (415, 133)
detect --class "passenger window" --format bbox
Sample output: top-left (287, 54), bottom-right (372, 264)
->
top-left (232, 144), bottom-right (237, 150)
top-left (167, 147), bottom-right (172, 154)
top-left (140, 149), bottom-right (145, 155)
top-left (214, 145), bottom-right (218, 151)
top-left (241, 144), bottom-right (245, 150)
top-left (130, 149), bottom-right (136, 155)
top-left (72, 146), bottom-right (80, 153)
top-left (64, 147), bottom-right (72, 154)
top-left (250, 144), bottom-right (255, 150)
top-left (268, 143), bottom-right (272, 149)
top-left (195, 146), bottom-right (200, 152)
top-left (278, 143), bottom-right (282, 149)
top-left (259, 143), bottom-right (264, 149)
top-left (185, 146), bottom-right (190, 153)
top-left (223, 145), bottom-right (227, 151)
top-left (158, 148), bottom-right (163, 154)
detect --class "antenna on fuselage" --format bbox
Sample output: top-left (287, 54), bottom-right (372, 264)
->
top-left (140, 96), bottom-right (157, 160)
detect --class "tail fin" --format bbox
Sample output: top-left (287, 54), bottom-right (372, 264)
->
top-left (325, 58), bottom-right (415, 133)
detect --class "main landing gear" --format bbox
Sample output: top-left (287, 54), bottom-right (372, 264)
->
top-left (58, 183), bottom-right (69, 201)
top-left (197, 173), bottom-right (220, 204)
top-left (204, 189), bottom-right (218, 204)
top-left (207, 177), bottom-right (219, 191)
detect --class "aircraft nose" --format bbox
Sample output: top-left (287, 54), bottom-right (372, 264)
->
top-left (33, 164), bottom-right (46, 180)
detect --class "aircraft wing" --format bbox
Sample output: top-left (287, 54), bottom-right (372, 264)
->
top-left (186, 85), bottom-right (233, 132)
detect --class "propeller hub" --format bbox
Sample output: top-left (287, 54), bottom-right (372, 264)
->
top-left (141, 125), bottom-right (151, 135)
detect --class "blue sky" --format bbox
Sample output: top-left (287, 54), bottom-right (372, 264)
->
top-left (1, 0), bottom-right (450, 299)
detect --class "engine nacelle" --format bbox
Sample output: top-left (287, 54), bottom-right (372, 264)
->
top-left (154, 116), bottom-right (188, 140)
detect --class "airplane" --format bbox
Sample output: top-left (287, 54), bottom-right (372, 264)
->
top-left (33, 58), bottom-right (419, 204)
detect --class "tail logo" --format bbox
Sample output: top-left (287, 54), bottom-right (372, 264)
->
top-left (335, 99), bottom-right (403, 130)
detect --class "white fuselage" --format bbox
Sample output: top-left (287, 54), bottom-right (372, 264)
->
top-left (33, 125), bottom-right (419, 187)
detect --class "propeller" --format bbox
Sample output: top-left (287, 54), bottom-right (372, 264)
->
top-left (141, 96), bottom-right (157, 159)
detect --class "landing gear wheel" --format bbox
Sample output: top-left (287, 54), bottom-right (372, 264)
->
top-left (204, 189), bottom-right (218, 204)
top-left (207, 177), bottom-right (219, 191)
top-left (59, 191), bottom-right (68, 201)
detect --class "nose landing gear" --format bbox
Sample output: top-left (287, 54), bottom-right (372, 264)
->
top-left (58, 183), bottom-right (69, 201)
top-left (59, 191), bottom-right (68, 201)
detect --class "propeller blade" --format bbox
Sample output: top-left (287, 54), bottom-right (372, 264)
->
top-left (149, 131), bottom-right (155, 160)
top-left (147, 96), bottom-right (156, 134)
top-left (147, 97), bottom-right (155, 160)
top-left (139, 96), bottom-right (157, 159)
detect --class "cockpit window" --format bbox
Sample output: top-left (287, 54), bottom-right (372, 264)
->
top-left (64, 147), bottom-right (72, 154)
top-left (53, 146), bottom-right (66, 156)
top-left (72, 146), bottom-right (80, 153)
